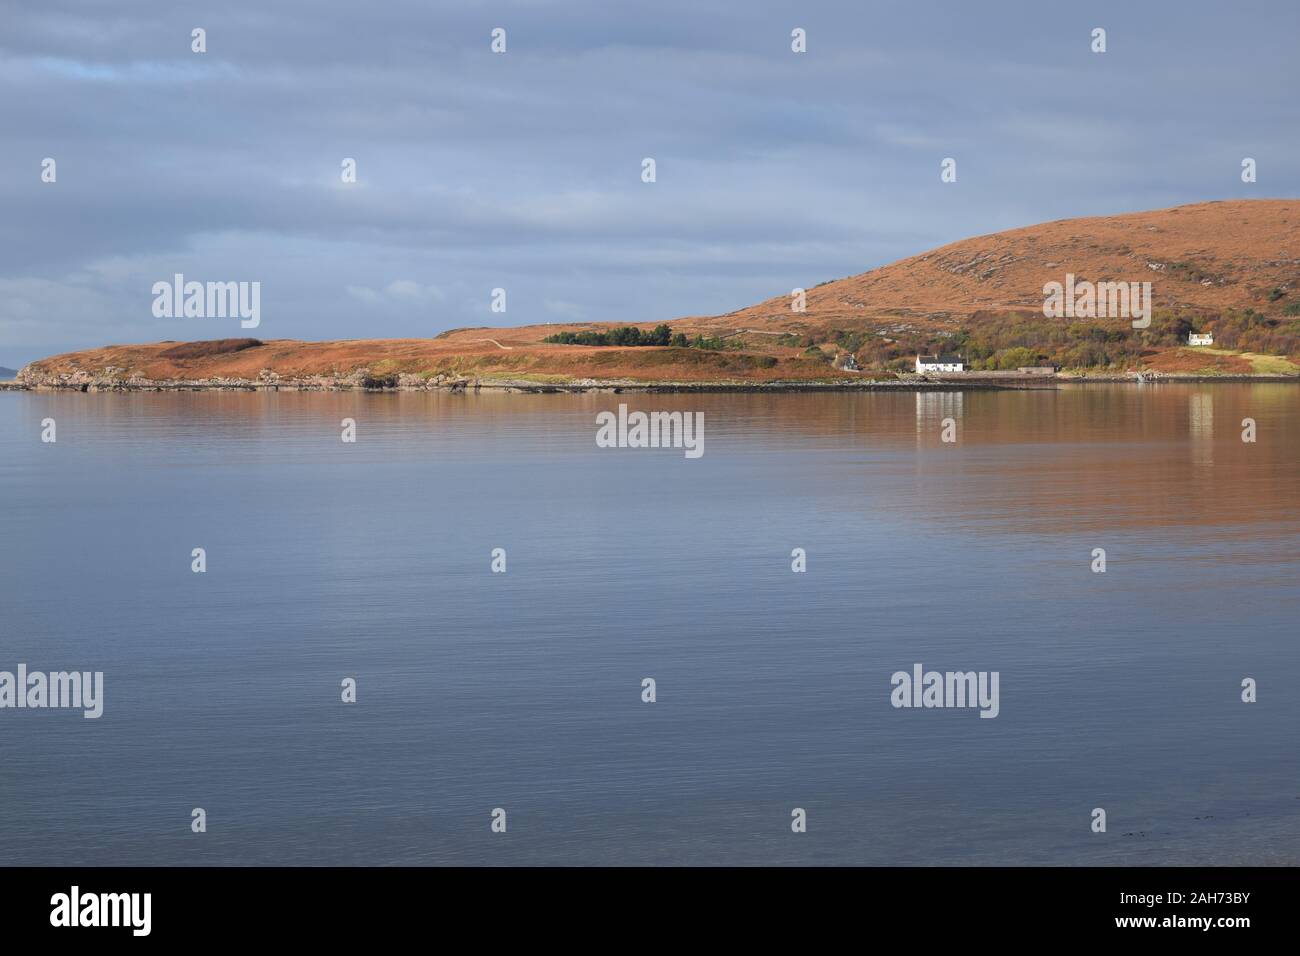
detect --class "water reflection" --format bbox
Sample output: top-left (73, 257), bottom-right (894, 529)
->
top-left (915, 390), bottom-right (964, 443)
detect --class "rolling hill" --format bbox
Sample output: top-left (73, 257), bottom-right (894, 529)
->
top-left (16, 199), bottom-right (1300, 389)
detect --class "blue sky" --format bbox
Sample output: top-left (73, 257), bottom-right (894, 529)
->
top-left (1, 0), bottom-right (1297, 364)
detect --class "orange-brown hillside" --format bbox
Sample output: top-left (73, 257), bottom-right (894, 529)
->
top-left (19, 199), bottom-right (1300, 387)
top-left (684, 198), bottom-right (1300, 333)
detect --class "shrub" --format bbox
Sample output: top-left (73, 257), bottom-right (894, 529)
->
top-left (158, 338), bottom-right (263, 359)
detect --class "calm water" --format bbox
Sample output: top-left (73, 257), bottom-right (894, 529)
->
top-left (1, 384), bottom-right (1297, 866)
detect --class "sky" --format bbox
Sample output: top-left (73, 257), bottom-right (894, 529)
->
top-left (1, 0), bottom-right (1297, 365)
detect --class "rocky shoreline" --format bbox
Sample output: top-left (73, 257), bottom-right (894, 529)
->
top-left (3, 373), bottom-right (1029, 393)
top-left (4, 369), bottom-right (1297, 393)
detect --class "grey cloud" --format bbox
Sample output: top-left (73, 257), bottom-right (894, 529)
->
top-left (1, 0), bottom-right (1297, 364)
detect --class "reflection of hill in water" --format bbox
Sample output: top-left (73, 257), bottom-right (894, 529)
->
top-left (24, 382), bottom-right (1298, 537)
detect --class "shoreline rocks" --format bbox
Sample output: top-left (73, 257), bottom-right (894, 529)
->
top-left (6, 370), bottom-right (1298, 394)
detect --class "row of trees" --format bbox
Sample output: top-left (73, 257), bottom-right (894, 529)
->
top-left (543, 326), bottom-right (732, 350)
top-left (540, 304), bottom-right (1300, 371)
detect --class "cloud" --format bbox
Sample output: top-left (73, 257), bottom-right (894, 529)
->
top-left (0, 0), bottom-right (1297, 365)
top-left (347, 280), bottom-right (445, 305)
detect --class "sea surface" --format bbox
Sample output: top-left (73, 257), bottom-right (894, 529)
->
top-left (1, 384), bottom-right (1297, 865)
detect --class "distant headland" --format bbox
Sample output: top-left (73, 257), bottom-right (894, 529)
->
top-left (10, 200), bottom-right (1299, 392)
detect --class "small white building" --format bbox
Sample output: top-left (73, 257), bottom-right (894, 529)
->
top-left (916, 354), bottom-right (965, 373)
top-left (1187, 332), bottom-right (1213, 346)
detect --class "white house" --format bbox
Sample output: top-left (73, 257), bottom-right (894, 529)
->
top-left (1187, 332), bottom-right (1213, 346)
top-left (916, 354), bottom-right (965, 373)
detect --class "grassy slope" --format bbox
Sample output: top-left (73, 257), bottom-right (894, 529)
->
top-left (21, 199), bottom-right (1300, 384)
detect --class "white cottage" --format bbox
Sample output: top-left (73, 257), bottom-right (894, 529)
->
top-left (915, 354), bottom-right (965, 373)
top-left (1187, 332), bottom-right (1213, 346)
